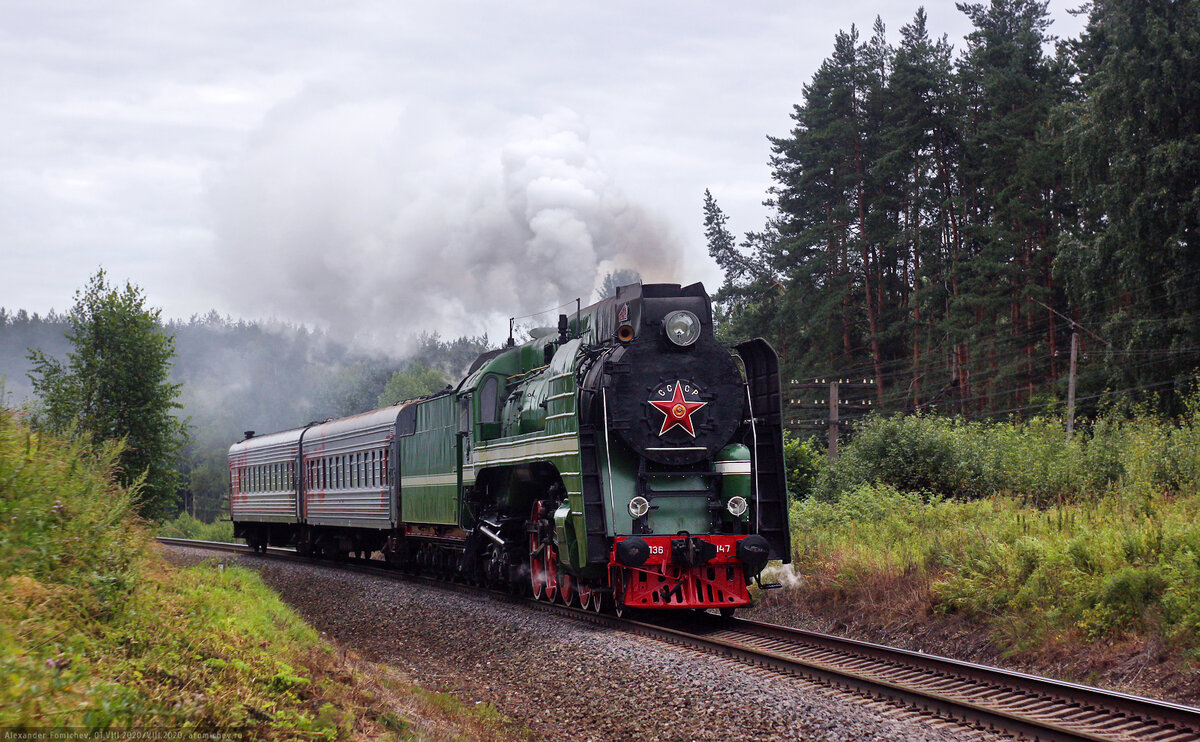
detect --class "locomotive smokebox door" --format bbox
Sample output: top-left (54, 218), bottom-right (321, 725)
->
top-left (604, 339), bottom-right (744, 466)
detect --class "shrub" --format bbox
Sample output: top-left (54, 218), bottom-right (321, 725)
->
top-left (158, 511), bottom-right (236, 543)
top-left (814, 414), bottom-right (992, 501)
top-left (783, 433), bottom-right (823, 500)
top-left (812, 411), bottom-right (1185, 505)
top-left (0, 408), bottom-right (145, 597)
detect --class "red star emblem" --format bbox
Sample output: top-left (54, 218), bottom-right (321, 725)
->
top-left (649, 381), bottom-right (708, 437)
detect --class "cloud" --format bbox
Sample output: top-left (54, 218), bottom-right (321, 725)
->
top-left (208, 92), bottom-right (680, 350)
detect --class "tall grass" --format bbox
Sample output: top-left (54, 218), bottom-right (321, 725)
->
top-left (0, 410), bottom-right (146, 612)
top-left (0, 407), bottom-right (530, 737)
top-left (158, 511), bottom-right (236, 543)
top-left (791, 399), bottom-right (1200, 654)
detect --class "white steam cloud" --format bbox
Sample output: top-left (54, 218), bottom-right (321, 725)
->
top-left (209, 92), bottom-right (680, 350)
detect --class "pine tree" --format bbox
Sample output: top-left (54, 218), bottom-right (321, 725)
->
top-left (953, 0), bottom-right (1068, 412)
top-left (703, 189), bottom-right (782, 343)
top-left (1059, 0), bottom-right (1200, 410)
top-left (880, 9), bottom-right (959, 409)
top-left (596, 269), bottom-right (642, 300)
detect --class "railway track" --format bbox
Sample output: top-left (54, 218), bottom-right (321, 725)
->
top-left (157, 537), bottom-right (1200, 741)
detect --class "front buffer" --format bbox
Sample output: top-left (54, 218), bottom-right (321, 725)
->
top-left (611, 533), bottom-right (770, 610)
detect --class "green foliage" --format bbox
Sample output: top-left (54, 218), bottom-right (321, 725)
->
top-left (26, 270), bottom-right (187, 519)
top-left (791, 404), bottom-right (1200, 654)
top-left (377, 362), bottom-right (448, 408)
top-left (783, 433), bottom-right (822, 500)
top-left (812, 408), bottom-right (1200, 507)
top-left (158, 512), bottom-right (236, 543)
top-left (816, 415), bottom-right (989, 501)
top-left (0, 409), bottom-right (524, 738)
top-left (0, 406), bottom-right (144, 605)
top-left (1058, 0), bottom-right (1200, 413)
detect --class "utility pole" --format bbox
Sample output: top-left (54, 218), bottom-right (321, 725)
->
top-left (828, 381), bottom-right (840, 461)
top-left (786, 378), bottom-right (876, 462)
top-left (1066, 331), bottom-right (1078, 440)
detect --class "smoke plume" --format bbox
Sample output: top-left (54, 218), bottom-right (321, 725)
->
top-left (208, 93), bottom-right (680, 350)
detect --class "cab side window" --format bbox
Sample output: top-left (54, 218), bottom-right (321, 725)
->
top-left (480, 377), bottom-right (499, 424)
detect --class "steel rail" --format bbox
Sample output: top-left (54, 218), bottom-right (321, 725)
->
top-left (156, 538), bottom-right (1200, 741)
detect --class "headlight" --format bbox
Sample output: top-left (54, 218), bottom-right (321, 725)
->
top-left (726, 496), bottom-right (748, 517)
top-left (663, 310), bottom-right (701, 347)
top-left (628, 496), bottom-right (650, 518)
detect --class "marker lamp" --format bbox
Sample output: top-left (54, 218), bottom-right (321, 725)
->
top-left (628, 496), bottom-right (650, 518)
top-left (726, 496), bottom-right (748, 517)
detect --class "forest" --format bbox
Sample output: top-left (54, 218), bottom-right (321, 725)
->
top-left (706, 0), bottom-right (1200, 424)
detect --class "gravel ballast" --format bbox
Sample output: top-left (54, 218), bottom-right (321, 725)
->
top-left (164, 546), bottom-right (996, 741)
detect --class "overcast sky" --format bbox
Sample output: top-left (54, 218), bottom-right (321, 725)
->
top-left (1, 1), bottom-right (1086, 350)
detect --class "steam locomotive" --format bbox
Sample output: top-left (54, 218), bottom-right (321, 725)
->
top-left (229, 282), bottom-right (790, 615)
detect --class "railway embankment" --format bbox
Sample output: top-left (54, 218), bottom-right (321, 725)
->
top-left (0, 407), bottom-right (525, 739)
top-left (163, 544), bottom-right (976, 742)
top-left (753, 409), bottom-right (1200, 705)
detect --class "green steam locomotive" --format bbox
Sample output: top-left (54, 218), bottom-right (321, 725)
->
top-left (229, 282), bottom-right (790, 614)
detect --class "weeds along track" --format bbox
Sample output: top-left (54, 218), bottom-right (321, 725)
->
top-left (156, 538), bottom-right (1200, 741)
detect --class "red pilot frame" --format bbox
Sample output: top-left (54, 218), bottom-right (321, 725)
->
top-left (610, 535), bottom-right (753, 609)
